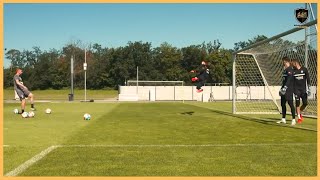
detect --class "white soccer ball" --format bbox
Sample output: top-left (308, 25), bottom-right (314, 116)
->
top-left (13, 109), bottom-right (19, 114)
top-left (45, 108), bottom-right (52, 114)
top-left (21, 112), bottom-right (29, 118)
top-left (83, 113), bottom-right (91, 120)
top-left (28, 111), bottom-right (35, 118)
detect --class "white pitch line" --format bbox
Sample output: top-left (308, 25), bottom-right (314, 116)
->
top-left (4, 143), bottom-right (316, 176)
top-left (5, 145), bottom-right (58, 177)
top-left (58, 143), bottom-right (316, 148)
top-left (3, 145), bottom-right (10, 147)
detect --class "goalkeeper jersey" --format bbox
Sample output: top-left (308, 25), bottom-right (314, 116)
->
top-left (199, 66), bottom-right (209, 77)
top-left (282, 66), bottom-right (294, 90)
top-left (293, 66), bottom-right (310, 91)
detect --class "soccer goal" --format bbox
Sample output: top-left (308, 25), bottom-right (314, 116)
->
top-left (232, 19), bottom-right (317, 117)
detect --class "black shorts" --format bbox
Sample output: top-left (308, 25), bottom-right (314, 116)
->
top-left (197, 73), bottom-right (209, 82)
top-left (284, 90), bottom-right (294, 101)
top-left (295, 89), bottom-right (307, 100)
top-left (15, 88), bottom-right (31, 101)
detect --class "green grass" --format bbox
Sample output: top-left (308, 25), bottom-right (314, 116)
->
top-left (3, 89), bottom-right (118, 100)
top-left (236, 100), bottom-right (318, 116)
top-left (4, 102), bottom-right (119, 173)
top-left (4, 101), bottom-right (317, 176)
top-left (191, 102), bottom-right (317, 131)
top-left (20, 145), bottom-right (317, 176)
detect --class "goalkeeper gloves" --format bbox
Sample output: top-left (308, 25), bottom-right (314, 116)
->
top-left (191, 77), bottom-right (199, 82)
top-left (307, 85), bottom-right (311, 96)
top-left (279, 86), bottom-right (288, 96)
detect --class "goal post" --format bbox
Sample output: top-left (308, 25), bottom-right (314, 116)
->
top-left (232, 19), bottom-right (317, 117)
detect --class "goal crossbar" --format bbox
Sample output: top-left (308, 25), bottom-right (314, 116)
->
top-left (233, 19), bottom-right (317, 55)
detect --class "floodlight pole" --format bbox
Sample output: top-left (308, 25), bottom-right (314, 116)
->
top-left (84, 48), bottom-right (87, 102)
top-left (136, 66), bottom-right (139, 94)
top-left (70, 55), bottom-right (74, 101)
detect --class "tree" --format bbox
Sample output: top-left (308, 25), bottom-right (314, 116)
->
top-left (5, 49), bottom-right (24, 69)
top-left (153, 42), bottom-right (184, 81)
top-left (3, 39), bottom-right (243, 89)
top-left (234, 35), bottom-right (268, 51)
top-left (87, 45), bottom-right (113, 89)
top-left (206, 48), bottom-right (233, 84)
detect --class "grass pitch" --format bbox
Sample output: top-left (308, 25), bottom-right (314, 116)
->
top-left (3, 89), bottom-right (118, 100)
top-left (3, 101), bottom-right (317, 176)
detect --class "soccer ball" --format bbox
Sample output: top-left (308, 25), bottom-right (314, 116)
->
top-left (21, 112), bottom-right (29, 118)
top-left (13, 109), bottom-right (19, 114)
top-left (28, 111), bottom-right (35, 118)
top-left (83, 113), bottom-right (91, 120)
top-left (45, 108), bottom-right (52, 114)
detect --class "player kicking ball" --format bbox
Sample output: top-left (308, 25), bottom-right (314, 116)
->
top-left (277, 57), bottom-right (296, 125)
top-left (291, 59), bottom-right (311, 124)
top-left (191, 61), bottom-right (210, 93)
top-left (13, 68), bottom-right (36, 114)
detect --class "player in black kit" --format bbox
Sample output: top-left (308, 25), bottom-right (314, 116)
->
top-left (291, 59), bottom-right (311, 124)
top-left (190, 61), bottom-right (210, 93)
top-left (277, 57), bottom-right (296, 125)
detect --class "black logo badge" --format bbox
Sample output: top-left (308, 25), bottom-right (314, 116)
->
top-left (295, 8), bottom-right (309, 24)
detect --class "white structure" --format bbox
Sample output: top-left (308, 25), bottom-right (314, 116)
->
top-left (118, 85), bottom-right (317, 102)
top-left (118, 93), bottom-right (139, 101)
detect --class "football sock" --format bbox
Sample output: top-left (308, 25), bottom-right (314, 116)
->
top-left (31, 104), bottom-right (34, 108)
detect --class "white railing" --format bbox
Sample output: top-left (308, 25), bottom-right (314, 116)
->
top-left (118, 86), bottom-right (317, 101)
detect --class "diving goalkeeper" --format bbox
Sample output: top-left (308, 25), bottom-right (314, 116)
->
top-left (190, 61), bottom-right (210, 93)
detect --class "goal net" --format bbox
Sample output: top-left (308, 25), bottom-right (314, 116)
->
top-left (232, 20), bottom-right (317, 117)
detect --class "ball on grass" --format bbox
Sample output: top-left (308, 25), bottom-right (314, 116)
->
top-left (45, 108), bottom-right (52, 114)
top-left (83, 113), bottom-right (91, 120)
top-left (13, 109), bottom-right (19, 114)
top-left (28, 111), bottom-right (35, 118)
top-left (21, 112), bottom-right (29, 118)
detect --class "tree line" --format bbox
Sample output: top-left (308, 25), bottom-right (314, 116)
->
top-left (4, 36), bottom-right (268, 90)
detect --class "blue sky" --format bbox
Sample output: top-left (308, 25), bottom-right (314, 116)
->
top-left (3, 3), bottom-right (317, 67)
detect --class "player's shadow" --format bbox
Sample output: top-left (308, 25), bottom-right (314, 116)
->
top-left (207, 109), bottom-right (317, 132)
top-left (181, 111), bottom-right (194, 115)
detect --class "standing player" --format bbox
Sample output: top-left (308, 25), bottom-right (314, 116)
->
top-left (292, 59), bottom-right (311, 123)
top-left (277, 57), bottom-right (296, 125)
top-left (190, 61), bottom-right (210, 93)
top-left (13, 68), bottom-right (36, 114)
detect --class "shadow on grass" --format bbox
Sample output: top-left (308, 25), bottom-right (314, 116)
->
top-left (180, 111), bottom-right (195, 115)
top-left (186, 104), bottom-right (317, 132)
top-left (215, 109), bottom-right (317, 132)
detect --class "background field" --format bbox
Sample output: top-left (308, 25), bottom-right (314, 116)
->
top-left (3, 100), bottom-right (317, 176)
top-left (3, 89), bottom-right (118, 100)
